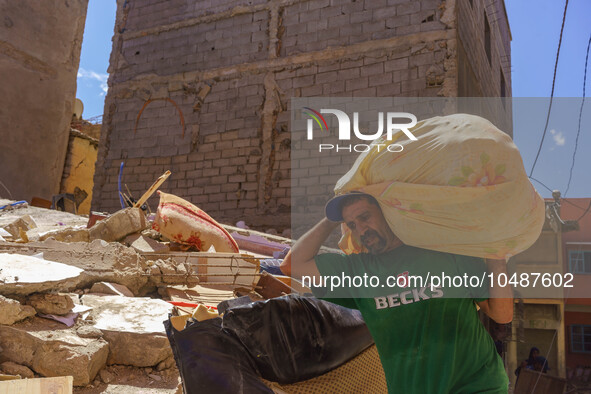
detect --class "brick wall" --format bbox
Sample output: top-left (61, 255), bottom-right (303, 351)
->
top-left (92, 0), bottom-right (510, 231)
top-left (457, 0), bottom-right (512, 98)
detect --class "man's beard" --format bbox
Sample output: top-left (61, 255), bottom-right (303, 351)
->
top-left (361, 229), bottom-right (387, 254)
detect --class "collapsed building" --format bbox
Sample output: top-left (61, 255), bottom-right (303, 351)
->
top-left (0, 198), bottom-right (314, 391)
top-left (92, 0), bottom-right (512, 230)
top-left (0, 0), bottom-right (520, 392)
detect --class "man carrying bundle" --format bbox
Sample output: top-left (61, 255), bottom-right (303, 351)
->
top-left (281, 114), bottom-right (547, 393)
top-left (281, 191), bottom-right (512, 393)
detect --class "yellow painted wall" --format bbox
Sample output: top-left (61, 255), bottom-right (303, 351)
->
top-left (60, 135), bottom-right (98, 215)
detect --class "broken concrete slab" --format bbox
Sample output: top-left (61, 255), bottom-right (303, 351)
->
top-left (155, 356), bottom-right (175, 372)
top-left (124, 233), bottom-right (170, 254)
top-left (81, 295), bottom-right (173, 367)
top-left (38, 227), bottom-right (90, 243)
top-left (28, 293), bottom-right (74, 315)
top-left (0, 200), bottom-right (88, 241)
top-left (99, 368), bottom-right (115, 384)
top-left (89, 282), bottom-right (135, 297)
top-left (100, 330), bottom-right (172, 368)
top-left (88, 208), bottom-right (148, 242)
top-left (0, 295), bottom-right (36, 325)
top-left (1, 215), bottom-right (37, 238)
top-left (0, 361), bottom-right (35, 378)
top-left (76, 325), bottom-right (103, 339)
top-left (0, 253), bottom-right (83, 297)
top-left (148, 258), bottom-right (199, 287)
top-left (38, 239), bottom-right (150, 295)
top-left (0, 322), bottom-right (108, 386)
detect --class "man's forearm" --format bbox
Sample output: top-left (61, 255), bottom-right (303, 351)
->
top-left (485, 259), bottom-right (514, 323)
top-left (292, 218), bottom-right (339, 262)
top-left (280, 218), bottom-right (339, 277)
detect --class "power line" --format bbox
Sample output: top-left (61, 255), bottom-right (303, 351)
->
top-left (577, 199), bottom-right (591, 221)
top-left (563, 198), bottom-right (591, 212)
top-left (528, 176), bottom-right (589, 213)
top-left (565, 34), bottom-right (591, 196)
top-left (529, 0), bottom-right (570, 177)
top-left (528, 176), bottom-right (554, 194)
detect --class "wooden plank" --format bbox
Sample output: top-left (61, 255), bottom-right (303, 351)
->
top-left (165, 285), bottom-right (235, 307)
top-left (515, 368), bottom-right (566, 394)
top-left (134, 170), bottom-right (170, 208)
top-left (0, 376), bottom-right (73, 394)
top-left (0, 375), bottom-right (20, 382)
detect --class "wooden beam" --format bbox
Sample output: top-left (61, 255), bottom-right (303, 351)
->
top-left (0, 376), bottom-right (73, 394)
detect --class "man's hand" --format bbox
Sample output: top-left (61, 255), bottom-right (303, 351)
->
top-left (280, 218), bottom-right (339, 281)
top-left (477, 259), bottom-right (513, 324)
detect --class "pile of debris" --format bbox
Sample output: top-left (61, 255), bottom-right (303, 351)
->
top-left (0, 194), bottom-right (303, 392)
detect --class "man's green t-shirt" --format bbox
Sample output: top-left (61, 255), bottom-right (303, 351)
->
top-left (313, 245), bottom-right (508, 394)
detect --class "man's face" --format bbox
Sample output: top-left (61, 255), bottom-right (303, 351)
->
top-left (341, 198), bottom-right (400, 254)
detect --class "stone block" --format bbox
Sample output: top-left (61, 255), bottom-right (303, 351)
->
top-left (337, 68), bottom-right (360, 80)
top-left (28, 293), bottom-right (74, 315)
top-left (2, 215), bottom-right (37, 238)
top-left (88, 208), bottom-right (148, 242)
top-left (0, 295), bottom-right (36, 325)
top-left (350, 10), bottom-right (372, 24)
top-left (123, 233), bottom-right (170, 254)
top-left (89, 282), bottom-right (135, 297)
top-left (0, 323), bottom-right (108, 386)
top-left (370, 72), bottom-right (393, 86)
top-left (76, 325), bottom-right (103, 339)
top-left (397, 1), bottom-right (421, 15)
top-left (80, 295), bottom-right (174, 367)
top-left (38, 227), bottom-right (90, 243)
top-left (385, 57), bottom-right (409, 72)
top-left (0, 253), bottom-right (84, 297)
top-left (0, 361), bottom-right (35, 378)
top-left (315, 71), bottom-right (338, 84)
top-left (361, 63), bottom-right (384, 77)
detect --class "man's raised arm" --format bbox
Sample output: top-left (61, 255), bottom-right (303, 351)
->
top-left (280, 218), bottom-right (339, 280)
top-left (477, 259), bottom-right (514, 324)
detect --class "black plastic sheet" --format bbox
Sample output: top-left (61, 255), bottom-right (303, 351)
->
top-left (164, 317), bottom-right (273, 394)
top-left (222, 295), bottom-right (373, 384)
top-left (164, 295), bottom-right (374, 393)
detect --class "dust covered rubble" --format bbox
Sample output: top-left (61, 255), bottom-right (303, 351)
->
top-left (0, 204), bottom-right (193, 388)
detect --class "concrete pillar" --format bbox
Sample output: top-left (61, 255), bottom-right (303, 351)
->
top-left (0, 0), bottom-right (89, 201)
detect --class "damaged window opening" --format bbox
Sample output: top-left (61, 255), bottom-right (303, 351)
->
top-left (484, 11), bottom-right (492, 65)
top-left (421, 14), bottom-right (435, 23)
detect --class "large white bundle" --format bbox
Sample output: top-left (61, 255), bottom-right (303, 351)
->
top-left (335, 114), bottom-right (545, 260)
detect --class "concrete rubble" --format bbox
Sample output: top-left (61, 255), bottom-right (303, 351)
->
top-left (0, 199), bottom-right (295, 391)
top-left (124, 233), bottom-right (170, 254)
top-left (27, 293), bottom-right (75, 315)
top-left (81, 295), bottom-right (173, 367)
top-left (0, 322), bottom-right (109, 386)
top-left (2, 215), bottom-right (37, 239)
top-left (0, 295), bottom-right (36, 325)
top-left (89, 281), bottom-right (135, 297)
top-left (0, 253), bottom-right (84, 296)
top-left (0, 361), bottom-right (35, 379)
top-left (88, 207), bottom-right (148, 242)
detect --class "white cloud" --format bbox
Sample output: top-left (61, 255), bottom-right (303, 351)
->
top-left (77, 67), bottom-right (108, 94)
top-left (549, 129), bottom-right (565, 146)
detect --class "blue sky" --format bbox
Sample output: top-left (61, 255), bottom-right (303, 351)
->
top-left (76, 0), bottom-right (116, 121)
top-left (76, 0), bottom-right (591, 199)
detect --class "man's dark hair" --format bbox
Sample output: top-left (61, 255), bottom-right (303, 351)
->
top-left (339, 194), bottom-right (379, 216)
